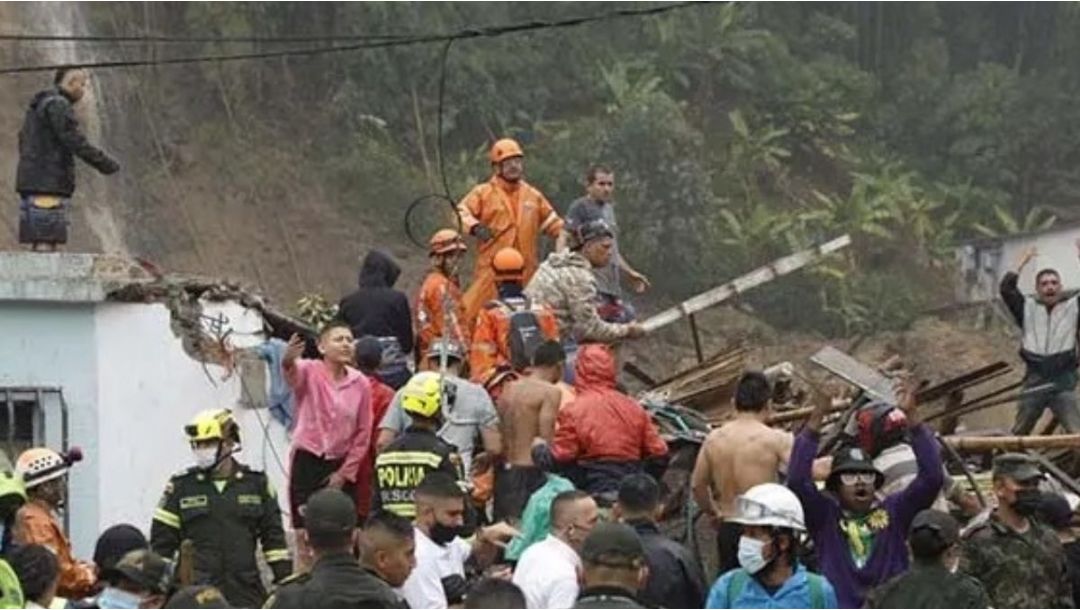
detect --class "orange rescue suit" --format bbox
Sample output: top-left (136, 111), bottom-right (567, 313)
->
top-left (414, 269), bottom-right (469, 367)
top-left (469, 299), bottom-right (560, 384)
top-left (457, 175), bottom-right (563, 325)
top-left (14, 499), bottom-right (96, 599)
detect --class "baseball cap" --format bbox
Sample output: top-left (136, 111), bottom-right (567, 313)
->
top-left (94, 524), bottom-right (149, 576)
top-left (580, 522), bottom-right (645, 568)
top-left (303, 488), bottom-right (357, 536)
top-left (992, 453), bottom-right (1044, 483)
top-left (164, 585), bottom-right (231, 609)
top-left (910, 509), bottom-right (960, 546)
top-left (110, 549), bottom-right (172, 594)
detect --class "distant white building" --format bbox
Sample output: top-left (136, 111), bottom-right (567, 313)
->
top-left (0, 252), bottom-right (296, 557)
top-left (955, 221), bottom-right (1080, 304)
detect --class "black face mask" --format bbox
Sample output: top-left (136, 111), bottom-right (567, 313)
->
top-left (1013, 488), bottom-right (1043, 517)
top-left (430, 521), bottom-right (465, 546)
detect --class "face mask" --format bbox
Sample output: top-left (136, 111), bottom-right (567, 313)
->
top-left (1013, 488), bottom-right (1043, 517)
top-left (98, 587), bottom-right (144, 610)
top-left (193, 446), bottom-right (219, 470)
top-left (737, 536), bottom-right (770, 575)
top-left (430, 520), bottom-right (465, 546)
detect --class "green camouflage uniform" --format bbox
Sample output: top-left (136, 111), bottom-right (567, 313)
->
top-left (960, 511), bottom-right (1073, 609)
top-left (524, 250), bottom-right (632, 343)
top-left (867, 562), bottom-right (990, 608)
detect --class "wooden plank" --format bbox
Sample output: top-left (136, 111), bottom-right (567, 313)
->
top-left (641, 235), bottom-right (851, 332)
top-left (915, 362), bottom-right (1011, 403)
top-left (809, 345), bottom-right (897, 404)
top-left (943, 433), bottom-right (1080, 451)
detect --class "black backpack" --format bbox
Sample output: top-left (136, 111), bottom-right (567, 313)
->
top-left (497, 297), bottom-right (544, 370)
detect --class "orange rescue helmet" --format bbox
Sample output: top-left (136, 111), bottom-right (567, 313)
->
top-left (429, 228), bottom-right (467, 256)
top-left (492, 247), bottom-right (526, 281)
top-left (489, 138), bottom-right (524, 164)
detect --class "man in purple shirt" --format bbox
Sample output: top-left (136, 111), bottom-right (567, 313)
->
top-left (787, 381), bottom-right (943, 608)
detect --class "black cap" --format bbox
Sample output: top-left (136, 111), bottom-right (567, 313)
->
top-left (580, 522), bottom-right (644, 567)
top-left (993, 453), bottom-right (1044, 483)
top-left (94, 524), bottom-right (149, 575)
top-left (164, 585), bottom-right (232, 609)
top-left (910, 509), bottom-right (960, 546)
top-left (303, 488), bottom-right (357, 536)
top-left (827, 446), bottom-right (884, 489)
top-left (355, 337), bottom-right (384, 372)
top-left (110, 549), bottom-right (172, 594)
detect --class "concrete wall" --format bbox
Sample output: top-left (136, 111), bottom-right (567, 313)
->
top-left (94, 301), bottom-right (292, 552)
top-left (0, 298), bottom-right (292, 558)
top-left (0, 302), bottom-right (100, 556)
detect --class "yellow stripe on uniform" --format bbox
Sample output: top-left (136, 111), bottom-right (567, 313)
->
top-left (384, 502), bottom-right (417, 518)
top-left (375, 451), bottom-right (443, 468)
top-left (264, 548), bottom-right (290, 563)
top-left (153, 508), bottom-right (181, 529)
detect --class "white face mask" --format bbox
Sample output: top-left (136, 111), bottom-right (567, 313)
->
top-left (192, 446), bottom-right (219, 470)
top-left (737, 536), bottom-right (770, 574)
top-left (97, 586), bottom-right (144, 609)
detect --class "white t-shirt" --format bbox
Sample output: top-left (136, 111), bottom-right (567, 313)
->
top-left (512, 534), bottom-right (581, 609)
top-left (397, 527), bottom-right (472, 609)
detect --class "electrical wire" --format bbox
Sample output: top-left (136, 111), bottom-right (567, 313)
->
top-left (0, 2), bottom-right (705, 74)
top-left (0, 32), bottom-right (409, 44)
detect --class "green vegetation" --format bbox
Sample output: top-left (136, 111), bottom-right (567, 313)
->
top-left (99, 2), bottom-right (1080, 336)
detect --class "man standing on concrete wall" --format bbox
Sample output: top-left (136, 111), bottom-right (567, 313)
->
top-left (15, 67), bottom-right (120, 251)
top-left (999, 242), bottom-right (1080, 433)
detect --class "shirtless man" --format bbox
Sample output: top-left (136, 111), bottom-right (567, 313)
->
top-left (493, 368), bottom-right (562, 523)
top-left (691, 371), bottom-right (797, 575)
top-left (528, 340), bottom-right (576, 410)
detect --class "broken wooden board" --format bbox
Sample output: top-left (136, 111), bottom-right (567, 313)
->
top-left (641, 234), bottom-right (851, 333)
top-left (809, 345), bottom-right (897, 404)
top-left (915, 361), bottom-right (1011, 403)
top-left (640, 346), bottom-right (746, 412)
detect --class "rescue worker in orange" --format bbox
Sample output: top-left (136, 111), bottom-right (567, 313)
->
top-left (414, 228), bottom-right (470, 369)
top-left (13, 447), bottom-right (96, 599)
top-left (457, 138), bottom-right (565, 325)
top-left (470, 247), bottom-right (560, 385)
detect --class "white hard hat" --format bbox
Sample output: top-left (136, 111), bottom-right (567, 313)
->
top-left (728, 483), bottom-right (805, 532)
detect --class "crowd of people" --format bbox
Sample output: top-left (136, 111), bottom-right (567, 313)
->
top-left (11, 67), bottom-right (1080, 609)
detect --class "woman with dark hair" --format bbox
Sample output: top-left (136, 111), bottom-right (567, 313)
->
top-left (9, 544), bottom-right (59, 609)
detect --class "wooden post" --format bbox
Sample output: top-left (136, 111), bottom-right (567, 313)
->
top-left (688, 313), bottom-right (704, 365)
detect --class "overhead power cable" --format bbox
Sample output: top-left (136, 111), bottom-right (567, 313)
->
top-left (0, 2), bottom-right (704, 75)
top-left (0, 32), bottom-right (409, 44)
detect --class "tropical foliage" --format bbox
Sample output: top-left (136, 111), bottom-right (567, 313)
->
top-left (96, 2), bottom-right (1080, 336)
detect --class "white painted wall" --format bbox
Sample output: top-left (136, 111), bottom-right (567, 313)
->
top-left (93, 301), bottom-right (292, 554)
top-left (0, 302), bottom-right (100, 555)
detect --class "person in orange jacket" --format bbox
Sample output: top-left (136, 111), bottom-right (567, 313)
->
top-left (470, 247), bottom-right (560, 384)
top-left (415, 228), bottom-right (470, 369)
top-left (457, 138), bottom-right (565, 326)
top-left (13, 447), bottom-right (96, 600)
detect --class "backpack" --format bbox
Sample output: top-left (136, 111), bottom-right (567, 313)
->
top-left (725, 568), bottom-right (826, 609)
top-left (497, 297), bottom-right (544, 370)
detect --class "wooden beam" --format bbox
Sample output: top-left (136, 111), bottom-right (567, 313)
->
top-left (641, 235), bottom-right (851, 333)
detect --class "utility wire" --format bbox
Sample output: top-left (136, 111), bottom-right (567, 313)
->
top-left (0, 2), bottom-right (704, 75)
top-left (0, 32), bottom-right (409, 44)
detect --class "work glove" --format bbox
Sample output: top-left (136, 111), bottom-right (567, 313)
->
top-left (472, 224), bottom-right (494, 242)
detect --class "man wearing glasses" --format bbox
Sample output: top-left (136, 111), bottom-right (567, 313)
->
top-left (787, 379), bottom-right (944, 608)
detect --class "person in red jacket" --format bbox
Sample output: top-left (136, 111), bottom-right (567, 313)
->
top-left (532, 344), bottom-right (668, 503)
top-left (353, 337), bottom-right (396, 521)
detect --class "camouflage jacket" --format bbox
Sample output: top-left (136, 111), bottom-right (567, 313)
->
top-left (959, 511), bottom-right (1073, 609)
top-left (867, 562), bottom-right (990, 609)
top-left (524, 251), bottom-right (632, 344)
